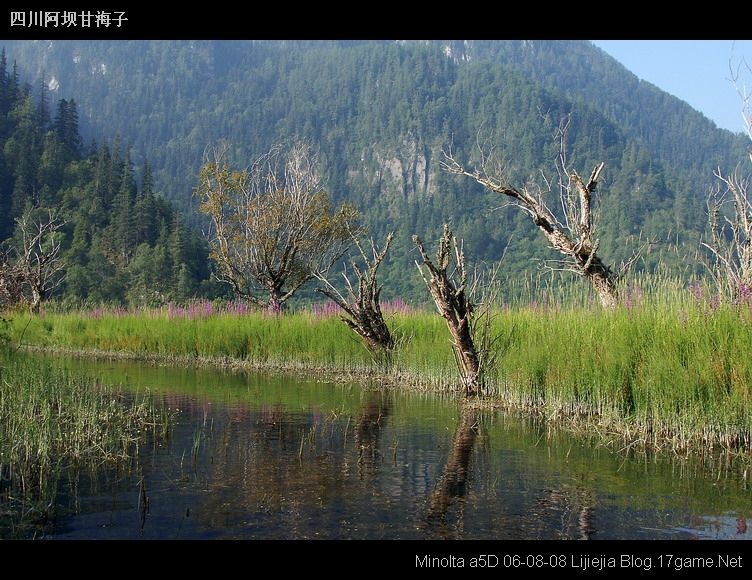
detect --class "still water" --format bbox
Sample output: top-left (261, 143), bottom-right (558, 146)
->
top-left (6, 356), bottom-right (752, 539)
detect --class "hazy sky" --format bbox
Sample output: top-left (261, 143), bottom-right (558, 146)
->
top-left (591, 40), bottom-right (752, 135)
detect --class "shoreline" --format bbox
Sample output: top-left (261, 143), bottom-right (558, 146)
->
top-left (18, 343), bottom-right (752, 462)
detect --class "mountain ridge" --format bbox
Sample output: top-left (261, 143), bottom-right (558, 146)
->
top-left (0, 39), bottom-right (748, 303)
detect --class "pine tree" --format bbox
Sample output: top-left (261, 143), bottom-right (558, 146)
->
top-left (134, 160), bottom-right (158, 245)
top-left (8, 93), bottom-right (42, 211)
top-left (65, 98), bottom-right (81, 154)
top-left (92, 142), bottom-right (111, 221)
top-left (38, 73), bottom-right (50, 129)
top-left (53, 98), bottom-right (82, 158)
top-left (0, 49), bottom-right (8, 118)
top-left (8, 61), bottom-right (19, 106)
top-left (108, 149), bottom-right (137, 265)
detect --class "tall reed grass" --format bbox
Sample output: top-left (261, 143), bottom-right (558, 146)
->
top-left (7, 276), bottom-right (752, 453)
top-left (0, 356), bottom-right (171, 537)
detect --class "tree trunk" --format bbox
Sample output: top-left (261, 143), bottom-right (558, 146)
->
top-left (413, 226), bottom-right (482, 396)
top-left (267, 284), bottom-right (283, 314)
top-left (346, 314), bottom-right (394, 353)
top-left (540, 225), bottom-right (618, 310)
top-left (447, 318), bottom-right (480, 396)
top-left (29, 286), bottom-right (43, 313)
top-left (359, 330), bottom-right (393, 353)
top-left (588, 265), bottom-right (618, 309)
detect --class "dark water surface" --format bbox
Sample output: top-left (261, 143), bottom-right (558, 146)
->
top-left (6, 355), bottom-right (752, 539)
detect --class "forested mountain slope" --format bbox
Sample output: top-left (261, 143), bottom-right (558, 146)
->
top-left (1, 40), bottom-right (748, 303)
top-left (0, 51), bottom-right (212, 306)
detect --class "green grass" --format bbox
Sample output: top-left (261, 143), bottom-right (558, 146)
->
top-left (491, 303), bottom-right (752, 448)
top-left (0, 356), bottom-right (171, 537)
top-left (6, 277), bottom-right (752, 453)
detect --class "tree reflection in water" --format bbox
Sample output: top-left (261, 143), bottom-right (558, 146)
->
top-left (526, 483), bottom-right (597, 539)
top-left (182, 391), bottom-right (395, 538)
top-left (425, 407), bottom-right (479, 538)
top-left (355, 393), bottom-right (390, 480)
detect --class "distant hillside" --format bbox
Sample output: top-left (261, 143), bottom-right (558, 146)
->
top-left (1, 40), bottom-right (748, 301)
top-left (441, 40), bottom-right (745, 191)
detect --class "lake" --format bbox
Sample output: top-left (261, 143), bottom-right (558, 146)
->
top-left (2, 355), bottom-right (750, 540)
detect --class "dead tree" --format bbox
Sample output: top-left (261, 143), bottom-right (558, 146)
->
top-left (413, 224), bottom-right (481, 396)
top-left (702, 168), bottom-right (752, 301)
top-left (315, 231), bottom-right (395, 354)
top-left (702, 59), bottom-right (752, 302)
top-left (442, 122), bottom-right (619, 309)
top-left (0, 249), bottom-right (25, 309)
top-left (9, 210), bottom-right (67, 313)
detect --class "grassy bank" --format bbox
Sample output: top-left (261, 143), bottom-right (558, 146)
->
top-left (6, 286), bottom-right (752, 454)
top-left (0, 356), bottom-right (171, 537)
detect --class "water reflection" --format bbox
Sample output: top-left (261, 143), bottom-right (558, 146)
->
top-left (5, 354), bottom-right (752, 540)
top-left (137, 475), bottom-right (149, 533)
top-left (425, 408), bottom-right (478, 538)
top-left (355, 394), bottom-right (390, 479)
top-left (529, 484), bottom-right (597, 539)
top-left (184, 395), bottom-right (390, 538)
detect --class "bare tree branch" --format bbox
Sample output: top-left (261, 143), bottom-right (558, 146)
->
top-left (701, 166), bottom-right (752, 301)
top-left (728, 56), bottom-right (752, 142)
top-left (314, 230), bottom-right (395, 355)
top-left (2, 209), bottom-right (67, 312)
top-left (442, 124), bottom-right (618, 309)
top-left (413, 224), bottom-right (481, 396)
top-left (196, 141), bottom-right (360, 312)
